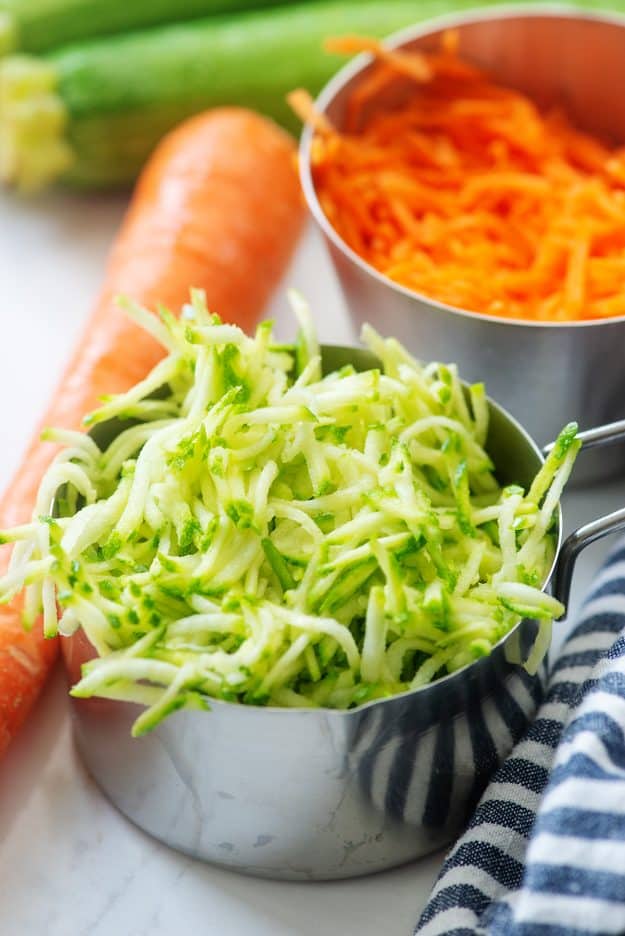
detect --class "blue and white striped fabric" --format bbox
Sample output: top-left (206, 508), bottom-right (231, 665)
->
top-left (415, 539), bottom-right (625, 936)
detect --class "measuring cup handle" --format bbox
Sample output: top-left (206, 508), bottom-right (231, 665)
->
top-left (545, 418), bottom-right (625, 608)
top-left (543, 418), bottom-right (625, 456)
top-left (553, 507), bottom-right (625, 608)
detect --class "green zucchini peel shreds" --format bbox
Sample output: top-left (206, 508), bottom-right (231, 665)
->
top-left (0, 290), bottom-right (579, 734)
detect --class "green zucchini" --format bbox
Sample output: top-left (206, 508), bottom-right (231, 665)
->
top-left (0, 0), bottom-right (300, 56)
top-left (0, 0), bottom-right (502, 191)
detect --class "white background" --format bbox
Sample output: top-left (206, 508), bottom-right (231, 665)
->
top-left (0, 189), bottom-right (624, 936)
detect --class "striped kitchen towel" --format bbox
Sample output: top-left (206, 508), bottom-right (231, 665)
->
top-left (415, 538), bottom-right (625, 936)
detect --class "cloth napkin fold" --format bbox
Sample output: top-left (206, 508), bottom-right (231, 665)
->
top-left (415, 539), bottom-right (625, 936)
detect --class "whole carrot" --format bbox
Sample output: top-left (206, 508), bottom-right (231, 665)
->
top-left (0, 107), bottom-right (305, 753)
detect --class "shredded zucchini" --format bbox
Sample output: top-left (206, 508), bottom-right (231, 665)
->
top-left (0, 291), bottom-right (579, 734)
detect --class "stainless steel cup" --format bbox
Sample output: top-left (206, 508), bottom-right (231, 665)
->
top-left (299, 7), bottom-right (625, 483)
top-left (61, 345), bottom-right (625, 880)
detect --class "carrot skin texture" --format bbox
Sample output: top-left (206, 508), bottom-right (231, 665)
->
top-left (0, 107), bottom-right (304, 752)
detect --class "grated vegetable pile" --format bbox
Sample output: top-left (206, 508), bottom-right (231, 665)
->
top-left (0, 292), bottom-right (579, 734)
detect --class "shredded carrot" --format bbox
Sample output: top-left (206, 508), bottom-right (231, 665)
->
top-left (324, 36), bottom-right (433, 83)
top-left (288, 89), bottom-right (333, 135)
top-left (304, 32), bottom-right (625, 322)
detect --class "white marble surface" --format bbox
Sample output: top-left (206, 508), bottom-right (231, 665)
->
top-left (0, 191), bottom-right (624, 936)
